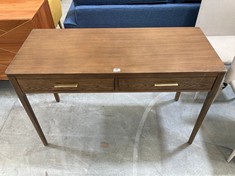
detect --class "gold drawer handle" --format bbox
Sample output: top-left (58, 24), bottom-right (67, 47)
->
top-left (54, 84), bottom-right (78, 88)
top-left (154, 83), bottom-right (179, 87)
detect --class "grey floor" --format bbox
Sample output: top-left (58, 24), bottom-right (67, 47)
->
top-left (0, 1), bottom-right (235, 175)
top-left (1, 82), bottom-right (235, 176)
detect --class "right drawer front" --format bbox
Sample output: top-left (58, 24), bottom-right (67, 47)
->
top-left (118, 77), bottom-right (216, 91)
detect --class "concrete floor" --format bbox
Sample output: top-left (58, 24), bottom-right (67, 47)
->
top-left (1, 80), bottom-right (235, 175)
top-left (1, 0), bottom-right (235, 175)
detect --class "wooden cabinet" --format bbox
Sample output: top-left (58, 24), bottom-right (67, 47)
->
top-left (0, 0), bottom-right (54, 80)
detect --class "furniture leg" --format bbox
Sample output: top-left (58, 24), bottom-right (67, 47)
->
top-left (227, 149), bottom-right (235, 162)
top-left (53, 93), bottom-right (60, 102)
top-left (188, 73), bottom-right (225, 144)
top-left (174, 92), bottom-right (181, 101)
top-left (9, 77), bottom-right (48, 146)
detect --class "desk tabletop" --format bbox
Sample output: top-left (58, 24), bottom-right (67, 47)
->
top-left (6, 28), bottom-right (225, 75)
top-left (0, 0), bottom-right (45, 20)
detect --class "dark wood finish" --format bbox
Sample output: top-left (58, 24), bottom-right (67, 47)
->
top-left (0, 0), bottom-right (54, 80)
top-left (17, 78), bottom-right (114, 93)
top-left (8, 76), bottom-right (48, 146)
top-left (15, 75), bottom-right (216, 93)
top-left (118, 77), bottom-right (216, 91)
top-left (53, 93), bottom-right (60, 102)
top-left (175, 92), bottom-right (181, 101)
top-left (6, 28), bottom-right (226, 145)
top-left (188, 72), bottom-right (225, 144)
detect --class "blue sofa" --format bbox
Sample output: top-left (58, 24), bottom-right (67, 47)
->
top-left (64, 0), bottom-right (201, 28)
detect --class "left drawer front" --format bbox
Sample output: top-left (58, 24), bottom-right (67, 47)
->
top-left (17, 78), bottom-right (114, 93)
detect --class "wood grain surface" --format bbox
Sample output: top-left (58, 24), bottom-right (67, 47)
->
top-left (17, 78), bottom-right (115, 93)
top-left (6, 28), bottom-right (225, 76)
top-left (118, 77), bottom-right (216, 91)
top-left (0, 0), bottom-right (45, 20)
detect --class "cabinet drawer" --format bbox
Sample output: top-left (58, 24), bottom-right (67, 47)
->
top-left (17, 78), bottom-right (114, 93)
top-left (118, 77), bottom-right (216, 91)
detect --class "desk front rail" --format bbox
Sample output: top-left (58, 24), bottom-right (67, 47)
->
top-left (13, 73), bottom-right (218, 93)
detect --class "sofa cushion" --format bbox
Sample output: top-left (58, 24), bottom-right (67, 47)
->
top-left (73, 0), bottom-right (173, 6)
top-left (64, 3), bottom-right (200, 28)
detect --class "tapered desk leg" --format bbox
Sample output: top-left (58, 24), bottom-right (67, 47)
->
top-left (9, 77), bottom-right (48, 146)
top-left (188, 73), bottom-right (225, 144)
top-left (54, 93), bottom-right (60, 102)
top-left (175, 92), bottom-right (181, 101)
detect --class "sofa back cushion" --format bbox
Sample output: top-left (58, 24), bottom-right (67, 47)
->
top-left (67, 4), bottom-right (200, 28)
top-left (73, 0), bottom-right (173, 6)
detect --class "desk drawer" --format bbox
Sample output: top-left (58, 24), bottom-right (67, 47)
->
top-left (17, 78), bottom-right (114, 93)
top-left (118, 77), bottom-right (216, 91)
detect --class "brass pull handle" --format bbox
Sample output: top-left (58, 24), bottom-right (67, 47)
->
top-left (54, 84), bottom-right (78, 88)
top-left (154, 83), bottom-right (179, 87)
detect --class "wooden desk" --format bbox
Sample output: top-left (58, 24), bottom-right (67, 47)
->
top-left (6, 28), bottom-right (225, 146)
top-left (0, 0), bottom-right (54, 80)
